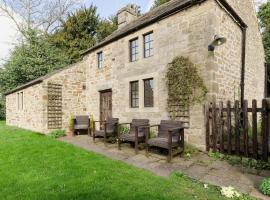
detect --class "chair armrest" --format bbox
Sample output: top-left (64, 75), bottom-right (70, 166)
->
top-left (139, 124), bottom-right (160, 129)
top-left (169, 127), bottom-right (184, 132)
top-left (118, 123), bottom-right (131, 126)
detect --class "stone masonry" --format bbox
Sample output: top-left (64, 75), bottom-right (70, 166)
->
top-left (5, 0), bottom-right (265, 148)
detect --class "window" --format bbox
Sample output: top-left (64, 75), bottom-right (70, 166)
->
top-left (144, 32), bottom-right (153, 58)
top-left (129, 38), bottom-right (139, 62)
top-left (97, 51), bottom-right (103, 68)
top-left (17, 92), bottom-right (24, 110)
top-left (144, 79), bottom-right (154, 107)
top-left (130, 81), bottom-right (139, 108)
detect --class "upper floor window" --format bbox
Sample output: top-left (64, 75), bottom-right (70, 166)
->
top-left (129, 38), bottom-right (139, 62)
top-left (144, 78), bottom-right (154, 107)
top-left (144, 32), bottom-right (154, 58)
top-left (97, 51), bottom-right (103, 68)
top-left (130, 81), bottom-right (139, 108)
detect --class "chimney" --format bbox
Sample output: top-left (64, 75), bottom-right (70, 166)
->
top-left (117, 4), bottom-right (140, 29)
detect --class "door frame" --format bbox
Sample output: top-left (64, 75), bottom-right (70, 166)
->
top-left (99, 89), bottom-right (112, 122)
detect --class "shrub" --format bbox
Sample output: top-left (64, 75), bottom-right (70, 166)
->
top-left (90, 114), bottom-right (95, 130)
top-left (119, 125), bottom-right (130, 134)
top-left (68, 115), bottom-right (75, 129)
top-left (48, 130), bottom-right (66, 139)
top-left (260, 178), bottom-right (270, 196)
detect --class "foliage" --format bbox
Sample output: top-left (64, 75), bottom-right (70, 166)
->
top-left (183, 143), bottom-right (199, 160)
top-left (0, 94), bottom-right (5, 120)
top-left (258, 2), bottom-right (270, 95)
top-left (0, 28), bottom-right (70, 93)
top-left (118, 125), bottom-right (130, 135)
top-left (90, 114), bottom-right (95, 130)
top-left (48, 129), bottom-right (66, 139)
top-left (49, 6), bottom-right (117, 63)
top-left (166, 56), bottom-right (208, 110)
top-left (68, 115), bottom-right (75, 129)
top-left (208, 151), bottom-right (270, 170)
top-left (220, 186), bottom-right (241, 199)
top-left (0, 121), bottom-right (231, 200)
top-left (260, 178), bottom-right (270, 196)
top-left (152, 0), bottom-right (171, 9)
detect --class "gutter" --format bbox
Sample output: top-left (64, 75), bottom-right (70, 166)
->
top-left (214, 0), bottom-right (248, 107)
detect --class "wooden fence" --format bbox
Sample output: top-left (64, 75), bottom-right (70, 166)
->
top-left (205, 99), bottom-right (270, 161)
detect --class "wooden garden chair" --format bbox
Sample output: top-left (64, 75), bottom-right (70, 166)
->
top-left (73, 115), bottom-right (91, 136)
top-left (118, 119), bottom-right (149, 154)
top-left (145, 120), bottom-right (184, 162)
top-left (93, 118), bottom-right (119, 144)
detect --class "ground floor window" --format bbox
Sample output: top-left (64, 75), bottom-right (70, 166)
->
top-left (17, 92), bottom-right (23, 110)
top-left (130, 81), bottom-right (139, 108)
top-left (144, 78), bottom-right (154, 107)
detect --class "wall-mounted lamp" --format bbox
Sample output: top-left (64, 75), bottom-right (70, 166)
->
top-left (208, 35), bottom-right (227, 51)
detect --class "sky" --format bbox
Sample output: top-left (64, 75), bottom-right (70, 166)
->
top-left (0, 0), bottom-right (266, 67)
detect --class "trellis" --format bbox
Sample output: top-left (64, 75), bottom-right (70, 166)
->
top-left (47, 83), bottom-right (62, 129)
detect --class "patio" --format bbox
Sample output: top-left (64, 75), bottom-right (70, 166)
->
top-left (60, 135), bottom-right (270, 200)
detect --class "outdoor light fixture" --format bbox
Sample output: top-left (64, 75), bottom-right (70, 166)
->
top-left (208, 35), bottom-right (227, 51)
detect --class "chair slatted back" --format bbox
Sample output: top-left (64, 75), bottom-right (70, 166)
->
top-left (130, 119), bottom-right (149, 134)
top-left (75, 116), bottom-right (89, 126)
top-left (106, 118), bottom-right (119, 132)
top-left (158, 120), bottom-right (182, 138)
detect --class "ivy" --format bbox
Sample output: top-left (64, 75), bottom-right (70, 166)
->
top-left (166, 56), bottom-right (208, 109)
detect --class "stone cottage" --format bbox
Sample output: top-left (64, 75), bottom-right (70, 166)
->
top-left (5, 0), bottom-right (265, 149)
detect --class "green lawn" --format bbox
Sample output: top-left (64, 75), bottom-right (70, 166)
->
top-left (0, 121), bottom-right (229, 200)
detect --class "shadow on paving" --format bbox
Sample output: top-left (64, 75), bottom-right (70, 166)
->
top-left (59, 135), bottom-right (270, 200)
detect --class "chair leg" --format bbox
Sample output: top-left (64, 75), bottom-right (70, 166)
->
top-left (118, 139), bottom-right (121, 150)
top-left (167, 148), bottom-right (172, 163)
top-left (88, 128), bottom-right (91, 137)
top-left (135, 140), bottom-right (138, 155)
top-left (146, 143), bottom-right (149, 157)
top-left (93, 133), bottom-right (95, 143)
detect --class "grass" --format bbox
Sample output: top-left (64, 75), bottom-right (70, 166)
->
top-left (0, 121), bottom-right (233, 200)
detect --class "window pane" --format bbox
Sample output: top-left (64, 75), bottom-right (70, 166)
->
top-left (97, 52), bottom-right (103, 68)
top-left (144, 32), bottom-right (153, 58)
top-left (144, 79), bottom-right (154, 107)
top-left (130, 81), bottom-right (139, 108)
top-left (130, 38), bottom-right (139, 62)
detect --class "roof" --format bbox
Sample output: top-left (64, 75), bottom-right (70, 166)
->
top-left (4, 63), bottom-right (78, 96)
top-left (81, 0), bottom-right (207, 55)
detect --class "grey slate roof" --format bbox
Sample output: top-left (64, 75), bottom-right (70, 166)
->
top-left (81, 0), bottom-right (205, 55)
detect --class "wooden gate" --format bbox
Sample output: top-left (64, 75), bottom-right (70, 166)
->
top-left (205, 99), bottom-right (270, 161)
top-left (100, 90), bottom-right (112, 122)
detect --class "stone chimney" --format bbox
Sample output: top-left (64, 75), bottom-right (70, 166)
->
top-left (117, 4), bottom-right (140, 29)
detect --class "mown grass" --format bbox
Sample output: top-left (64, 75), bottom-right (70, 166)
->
top-left (0, 121), bottom-right (230, 200)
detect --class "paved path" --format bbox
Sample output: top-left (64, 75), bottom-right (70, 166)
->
top-left (60, 135), bottom-right (270, 200)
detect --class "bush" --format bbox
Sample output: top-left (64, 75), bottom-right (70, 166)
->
top-left (260, 178), bottom-right (270, 196)
top-left (119, 125), bottom-right (130, 135)
top-left (48, 130), bottom-right (66, 139)
top-left (68, 116), bottom-right (75, 129)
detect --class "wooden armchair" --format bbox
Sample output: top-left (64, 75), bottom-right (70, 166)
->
top-left (93, 118), bottom-right (119, 144)
top-left (73, 116), bottom-right (91, 136)
top-left (118, 119), bottom-right (149, 154)
top-left (145, 120), bottom-right (184, 162)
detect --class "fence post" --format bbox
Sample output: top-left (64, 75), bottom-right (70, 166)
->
top-left (235, 100), bottom-right (240, 155)
top-left (252, 100), bottom-right (258, 160)
top-left (205, 103), bottom-right (210, 151)
top-left (212, 101), bottom-right (217, 152)
top-left (243, 100), bottom-right (249, 156)
top-left (227, 101), bottom-right (232, 154)
top-left (219, 102), bottom-right (224, 153)
top-left (262, 99), bottom-right (270, 161)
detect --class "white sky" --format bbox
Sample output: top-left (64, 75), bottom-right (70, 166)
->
top-left (0, 0), bottom-right (267, 68)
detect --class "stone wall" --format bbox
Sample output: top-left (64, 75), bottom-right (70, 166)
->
top-left (6, 84), bottom-right (45, 132)
top-left (6, 61), bottom-right (87, 134)
top-left (42, 62), bottom-right (87, 133)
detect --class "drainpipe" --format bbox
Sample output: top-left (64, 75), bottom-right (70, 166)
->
top-left (214, 0), bottom-right (248, 107)
top-left (240, 27), bottom-right (247, 107)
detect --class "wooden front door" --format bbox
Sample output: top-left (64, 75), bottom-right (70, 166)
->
top-left (100, 90), bottom-right (112, 122)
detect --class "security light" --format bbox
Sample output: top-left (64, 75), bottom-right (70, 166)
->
top-left (208, 35), bottom-right (227, 51)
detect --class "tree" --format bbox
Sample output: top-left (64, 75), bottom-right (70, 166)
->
top-left (0, 28), bottom-right (70, 93)
top-left (258, 1), bottom-right (270, 95)
top-left (49, 6), bottom-right (117, 63)
top-left (0, 0), bottom-right (79, 36)
top-left (152, 0), bottom-right (171, 9)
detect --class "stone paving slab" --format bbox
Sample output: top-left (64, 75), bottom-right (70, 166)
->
top-left (59, 135), bottom-right (270, 200)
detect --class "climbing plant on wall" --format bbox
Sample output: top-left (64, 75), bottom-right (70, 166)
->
top-left (166, 57), bottom-right (207, 123)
